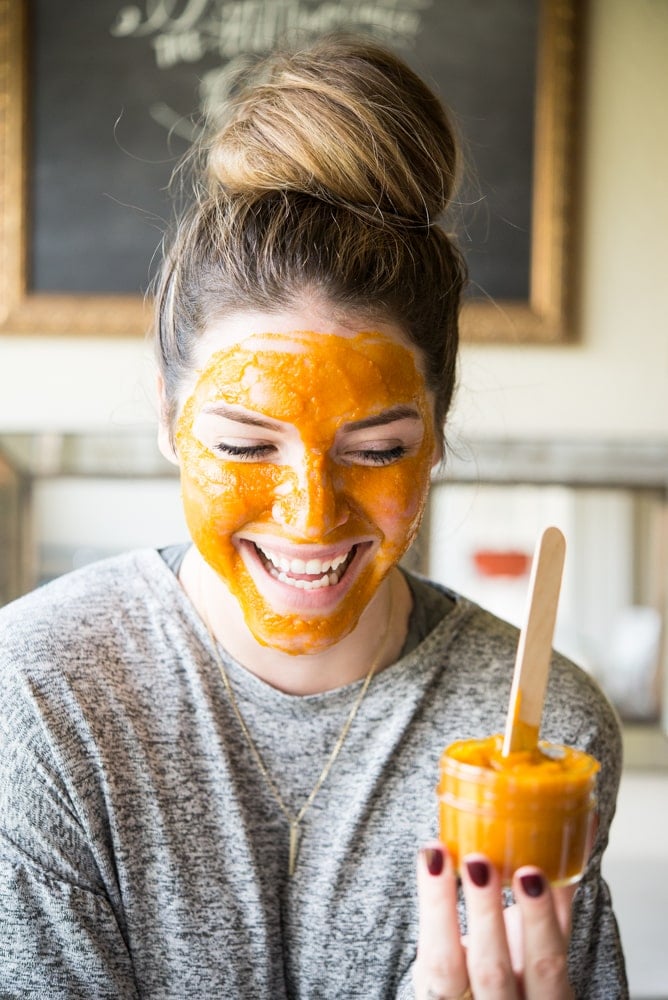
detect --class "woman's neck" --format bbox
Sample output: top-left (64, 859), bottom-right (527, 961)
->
top-left (178, 547), bottom-right (412, 695)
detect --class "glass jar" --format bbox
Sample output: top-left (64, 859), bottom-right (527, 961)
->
top-left (438, 734), bottom-right (600, 885)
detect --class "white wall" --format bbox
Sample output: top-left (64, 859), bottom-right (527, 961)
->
top-left (0, 337), bottom-right (154, 431)
top-left (0, 0), bottom-right (666, 439)
top-left (604, 768), bottom-right (668, 999)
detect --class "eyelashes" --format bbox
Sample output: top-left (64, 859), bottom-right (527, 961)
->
top-left (214, 443), bottom-right (272, 460)
top-left (212, 443), bottom-right (409, 466)
top-left (345, 445), bottom-right (408, 466)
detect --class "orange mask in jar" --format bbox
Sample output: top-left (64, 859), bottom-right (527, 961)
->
top-left (174, 329), bottom-right (436, 655)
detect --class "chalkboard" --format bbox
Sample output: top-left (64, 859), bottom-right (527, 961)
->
top-left (0, 0), bottom-right (582, 339)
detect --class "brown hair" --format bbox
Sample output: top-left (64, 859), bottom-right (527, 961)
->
top-left (155, 35), bottom-right (467, 442)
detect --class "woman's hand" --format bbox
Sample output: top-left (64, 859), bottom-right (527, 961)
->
top-left (413, 843), bottom-right (575, 999)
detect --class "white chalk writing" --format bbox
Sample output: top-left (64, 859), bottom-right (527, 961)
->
top-left (110, 0), bottom-right (432, 138)
top-left (111, 1), bottom-right (431, 68)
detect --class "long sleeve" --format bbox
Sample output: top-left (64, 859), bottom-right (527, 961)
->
top-left (558, 665), bottom-right (628, 999)
top-left (568, 863), bottom-right (628, 999)
top-left (0, 672), bottom-right (139, 998)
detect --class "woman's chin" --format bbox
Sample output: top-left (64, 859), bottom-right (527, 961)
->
top-left (246, 612), bottom-right (356, 657)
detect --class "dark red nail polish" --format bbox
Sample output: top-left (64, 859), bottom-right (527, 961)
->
top-left (520, 873), bottom-right (545, 898)
top-left (423, 847), bottom-right (444, 876)
top-left (466, 859), bottom-right (490, 887)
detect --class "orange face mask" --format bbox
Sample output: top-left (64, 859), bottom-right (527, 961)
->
top-left (175, 330), bottom-right (436, 654)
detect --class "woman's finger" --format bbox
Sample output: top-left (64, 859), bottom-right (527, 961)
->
top-left (502, 883), bottom-right (576, 978)
top-left (413, 842), bottom-right (470, 1000)
top-left (461, 854), bottom-right (518, 999)
top-left (513, 867), bottom-right (574, 1000)
top-left (552, 882), bottom-right (577, 942)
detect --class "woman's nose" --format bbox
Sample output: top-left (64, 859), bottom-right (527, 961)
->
top-left (271, 453), bottom-right (348, 538)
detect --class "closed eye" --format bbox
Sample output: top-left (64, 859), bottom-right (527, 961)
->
top-left (343, 445), bottom-right (408, 466)
top-left (213, 442), bottom-right (275, 460)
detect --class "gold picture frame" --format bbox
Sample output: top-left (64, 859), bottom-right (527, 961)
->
top-left (0, 0), bottom-right (582, 341)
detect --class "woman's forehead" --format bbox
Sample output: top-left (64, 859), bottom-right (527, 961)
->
top-left (189, 329), bottom-right (426, 419)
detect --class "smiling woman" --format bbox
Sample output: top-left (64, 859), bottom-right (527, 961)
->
top-left (168, 323), bottom-right (435, 664)
top-left (0, 33), bottom-right (627, 1000)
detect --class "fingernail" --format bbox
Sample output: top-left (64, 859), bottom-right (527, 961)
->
top-left (520, 873), bottom-right (545, 898)
top-left (465, 859), bottom-right (490, 887)
top-left (423, 846), bottom-right (444, 876)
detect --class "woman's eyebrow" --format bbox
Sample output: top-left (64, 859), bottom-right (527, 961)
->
top-left (201, 403), bottom-right (420, 431)
top-left (201, 405), bottom-right (280, 430)
top-left (344, 405), bottom-right (421, 432)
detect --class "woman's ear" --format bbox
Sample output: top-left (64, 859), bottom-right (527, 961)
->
top-left (431, 431), bottom-right (444, 470)
top-left (156, 375), bottom-right (179, 467)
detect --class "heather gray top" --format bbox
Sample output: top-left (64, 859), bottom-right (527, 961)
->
top-left (0, 549), bottom-right (627, 998)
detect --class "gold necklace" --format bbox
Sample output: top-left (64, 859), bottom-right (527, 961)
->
top-left (205, 580), bottom-right (395, 876)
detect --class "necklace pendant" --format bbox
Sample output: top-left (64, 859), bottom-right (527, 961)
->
top-left (288, 820), bottom-right (300, 876)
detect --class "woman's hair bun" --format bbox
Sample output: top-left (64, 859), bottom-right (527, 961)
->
top-left (204, 35), bottom-right (459, 224)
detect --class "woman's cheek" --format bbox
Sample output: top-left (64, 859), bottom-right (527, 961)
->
top-left (180, 457), bottom-right (280, 549)
top-left (345, 455), bottom-right (432, 546)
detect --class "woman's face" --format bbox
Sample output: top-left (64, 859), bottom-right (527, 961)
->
top-left (167, 306), bottom-right (438, 655)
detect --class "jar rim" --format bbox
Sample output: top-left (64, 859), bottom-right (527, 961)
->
top-left (439, 737), bottom-right (600, 789)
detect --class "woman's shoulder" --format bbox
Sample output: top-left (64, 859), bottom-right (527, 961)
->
top-left (0, 548), bottom-right (193, 764)
top-left (0, 548), bottom-right (175, 665)
top-left (406, 571), bottom-right (523, 666)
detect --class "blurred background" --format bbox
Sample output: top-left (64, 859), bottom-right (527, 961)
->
top-left (0, 1), bottom-right (666, 995)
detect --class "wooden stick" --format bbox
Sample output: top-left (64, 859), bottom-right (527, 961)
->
top-left (502, 526), bottom-right (566, 755)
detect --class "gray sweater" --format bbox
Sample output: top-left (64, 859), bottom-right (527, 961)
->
top-left (0, 549), bottom-right (627, 998)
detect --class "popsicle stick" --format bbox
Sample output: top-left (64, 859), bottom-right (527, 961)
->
top-left (502, 526), bottom-right (566, 756)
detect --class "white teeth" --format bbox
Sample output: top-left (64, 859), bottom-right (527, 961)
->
top-left (256, 544), bottom-right (352, 579)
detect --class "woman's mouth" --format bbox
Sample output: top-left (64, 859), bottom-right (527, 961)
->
top-left (253, 542), bottom-right (358, 590)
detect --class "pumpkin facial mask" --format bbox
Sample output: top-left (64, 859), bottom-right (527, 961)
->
top-left (175, 330), bottom-right (435, 654)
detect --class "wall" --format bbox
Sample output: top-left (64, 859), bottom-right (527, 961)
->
top-left (604, 767), bottom-right (668, 998)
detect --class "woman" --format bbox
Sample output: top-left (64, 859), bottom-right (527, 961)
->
top-left (0, 36), bottom-right (627, 999)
